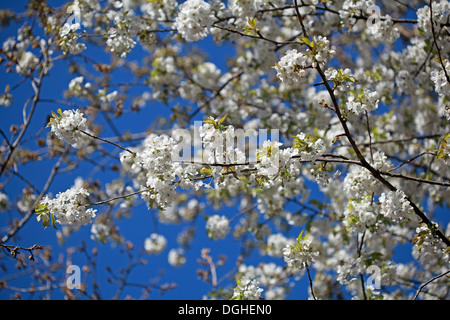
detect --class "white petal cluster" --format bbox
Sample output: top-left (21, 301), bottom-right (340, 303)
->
top-left (59, 22), bottom-right (86, 55)
top-left (379, 190), bottom-right (413, 223)
top-left (133, 134), bottom-right (179, 210)
top-left (49, 109), bottom-right (88, 147)
top-left (343, 196), bottom-right (379, 233)
top-left (430, 59), bottom-right (450, 97)
top-left (266, 233), bottom-right (295, 257)
top-left (237, 263), bottom-right (291, 300)
top-left (0, 192), bottom-right (9, 211)
top-left (106, 11), bottom-right (138, 58)
top-left (417, 1), bottom-right (450, 35)
top-left (311, 35), bottom-right (335, 64)
top-left (346, 88), bottom-right (379, 115)
top-left (90, 221), bottom-right (112, 242)
top-left (198, 119), bottom-right (247, 165)
top-left (232, 276), bottom-right (263, 300)
top-left (292, 132), bottom-right (325, 162)
top-left (168, 248), bottom-right (186, 267)
top-left (174, 0), bottom-right (215, 42)
top-left (343, 166), bottom-right (378, 199)
top-left (255, 140), bottom-right (284, 179)
top-left (206, 214), bottom-right (230, 240)
top-left (274, 49), bottom-right (310, 84)
top-left (365, 15), bottom-right (399, 44)
top-left (282, 234), bottom-right (319, 270)
top-left (412, 224), bottom-right (449, 267)
top-left (144, 233), bottom-right (168, 254)
top-left (38, 187), bottom-right (96, 227)
top-left (16, 51), bottom-right (39, 75)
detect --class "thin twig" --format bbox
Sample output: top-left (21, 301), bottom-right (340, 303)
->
top-left (305, 265), bottom-right (317, 300)
top-left (413, 270), bottom-right (450, 300)
top-left (79, 129), bottom-right (136, 156)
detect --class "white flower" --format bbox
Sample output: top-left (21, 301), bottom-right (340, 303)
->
top-left (37, 187), bottom-right (96, 227)
top-left (417, 1), bottom-right (450, 35)
top-left (0, 90), bottom-right (13, 107)
top-left (343, 196), bottom-right (379, 233)
top-left (430, 59), bottom-right (450, 97)
top-left (346, 88), bottom-right (379, 115)
top-left (48, 109), bottom-right (88, 147)
top-left (91, 221), bottom-right (111, 242)
top-left (343, 166), bottom-right (379, 199)
top-left (366, 15), bottom-right (399, 43)
top-left (311, 35), bottom-right (335, 63)
top-left (144, 233), bottom-right (167, 254)
top-left (379, 190), bottom-right (413, 223)
top-left (174, 0), bottom-right (215, 42)
top-left (206, 214), bottom-right (230, 240)
top-left (267, 233), bottom-right (295, 257)
top-left (274, 49), bottom-right (309, 84)
top-left (292, 132), bottom-right (325, 162)
top-left (232, 276), bottom-right (263, 300)
top-left (255, 140), bottom-right (284, 179)
top-left (16, 51), bottom-right (39, 75)
top-left (283, 232), bottom-right (319, 270)
top-left (0, 192), bottom-right (9, 211)
top-left (168, 248), bottom-right (186, 267)
top-left (59, 17), bottom-right (86, 55)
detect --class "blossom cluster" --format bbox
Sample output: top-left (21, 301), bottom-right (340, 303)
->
top-left (174, 0), bottom-right (215, 42)
top-left (345, 87), bottom-right (380, 115)
top-left (282, 232), bottom-right (319, 270)
top-left (231, 276), bottom-right (263, 300)
top-left (274, 36), bottom-right (334, 84)
top-left (274, 49), bottom-right (311, 84)
top-left (48, 109), bottom-right (88, 147)
top-left (379, 190), bottom-right (413, 224)
top-left (36, 187), bottom-right (96, 227)
top-left (206, 214), bottom-right (230, 240)
top-left (430, 59), bottom-right (450, 97)
top-left (144, 233), bottom-right (168, 255)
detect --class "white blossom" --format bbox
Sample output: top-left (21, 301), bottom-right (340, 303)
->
top-left (144, 233), bottom-right (167, 254)
top-left (274, 49), bottom-right (309, 84)
top-left (37, 187), bottom-right (96, 227)
top-left (16, 51), bottom-right (39, 75)
top-left (206, 214), bottom-right (230, 240)
top-left (48, 109), bottom-right (88, 147)
top-left (232, 276), bottom-right (263, 300)
top-left (346, 88), bottom-right (379, 115)
top-left (168, 248), bottom-right (186, 267)
top-left (174, 0), bottom-right (215, 42)
top-left (430, 59), bottom-right (450, 97)
top-left (283, 232), bottom-right (319, 270)
top-left (379, 190), bottom-right (413, 223)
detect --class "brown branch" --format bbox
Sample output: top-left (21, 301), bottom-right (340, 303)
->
top-left (413, 270), bottom-right (450, 300)
top-left (429, 0), bottom-right (450, 85)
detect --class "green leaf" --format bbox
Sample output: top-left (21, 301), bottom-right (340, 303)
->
top-left (200, 167), bottom-right (212, 175)
top-left (202, 118), bottom-right (217, 126)
top-left (50, 213), bottom-right (57, 229)
top-left (298, 36), bottom-right (313, 47)
top-left (149, 197), bottom-right (155, 209)
top-left (218, 114), bottom-right (228, 126)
